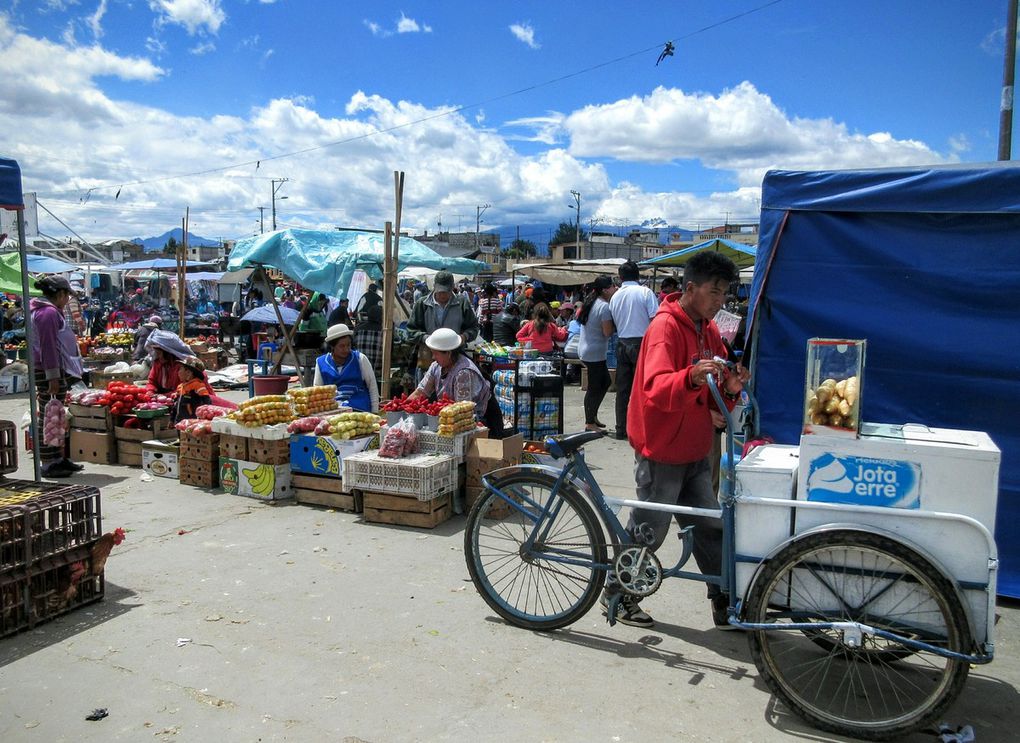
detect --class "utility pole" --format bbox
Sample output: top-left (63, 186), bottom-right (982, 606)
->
top-left (475, 203), bottom-right (491, 251)
top-left (271, 178), bottom-right (289, 231)
top-left (1000, 0), bottom-right (1018, 159)
top-left (570, 190), bottom-right (581, 259)
top-left (257, 207), bottom-right (267, 234)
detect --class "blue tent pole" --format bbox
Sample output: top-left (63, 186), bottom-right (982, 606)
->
top-left (17, 210), bottom-right (42, 481)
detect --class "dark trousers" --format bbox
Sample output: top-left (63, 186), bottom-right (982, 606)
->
top-left (614, 337), bottom-right (642, 436)
top-left (582, 359), bottom-right (611, 425)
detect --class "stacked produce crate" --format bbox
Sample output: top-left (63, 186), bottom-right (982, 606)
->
top-left (178, 427), bottom-right (221, 488)
top-left (289, 412), bottom-right (382, 512)
top-left (344, 449), bottom-right (457, 528)
top-left (68, 403), bottom-right (116, 464)
top-left (115, 417), bottom-right (176, 467)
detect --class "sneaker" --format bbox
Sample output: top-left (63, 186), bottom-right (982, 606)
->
top-left (601, 593), bottom-right (654, 628)
top-left (711, 594), bottom-right (741, 631)
top-left (42, 462), bottom-right (74, 479)
top-left (60, 460), bottom-right (84, 472)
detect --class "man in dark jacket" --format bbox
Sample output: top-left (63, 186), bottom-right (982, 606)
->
top-left (491, 302), bottom-right (520, 346)
top-left (406, 270), bottom-right (479, 345)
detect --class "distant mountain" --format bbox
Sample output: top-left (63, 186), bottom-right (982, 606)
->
top-left (132, 228), bottom-right (220, 252)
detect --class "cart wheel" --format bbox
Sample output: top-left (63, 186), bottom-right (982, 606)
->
top-left (464, 470), bottom-right (607, 631)
top-left (745, 529), bottom-right (971, 741)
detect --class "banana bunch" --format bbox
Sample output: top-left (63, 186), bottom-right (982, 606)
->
top-left (241, 463), bottom-right (276, 496)
top-left (327, 411), bottom-right (383, 440)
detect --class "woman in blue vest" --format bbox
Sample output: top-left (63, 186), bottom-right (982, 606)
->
top-left (312, 324), bottom-right (379, 412)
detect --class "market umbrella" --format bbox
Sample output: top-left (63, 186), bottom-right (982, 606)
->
top-left (0, 253), bottom-right (42, 295)
top-left (241, 304), bottom-right (301, 325)
top-left (25, 254), bottom-right (78, 273)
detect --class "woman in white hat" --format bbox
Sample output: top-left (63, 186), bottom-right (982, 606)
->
top-left (408, 328), bottom-right (503, 435)
top-left (313, 323), bottom-right (379, 412)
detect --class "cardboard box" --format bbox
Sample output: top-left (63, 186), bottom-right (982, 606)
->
top-left (219, 433), bottom-right (248, 460)
top-left (219, 457), bottom-right (293, 500)
top-left (142, 440), bottom-right (179, 478)
top-left (362, 490), bottom-right (451, 528)
top-left (115, 417), bottom-right (176, 442)
top-left (464, 485), bottom-right (512, 520)
top-left (179, 456), bottom-right (219, 488)
top-left (289, 434), bottom-right (375, 477)
top-left (179, 431), bottom-right (220, 461)
top-left (466, 433), bottom-right (523, 487)
top-left (69, 404), bottom-right (113, 433)
top-left (521, 441), bottom-right (560, 467)
top-left (70, 429), bottom-right (116, 464)
top-left (292, 472), bottom-right (361, 512)
top-left (0, 374), bottom-right (27, 394)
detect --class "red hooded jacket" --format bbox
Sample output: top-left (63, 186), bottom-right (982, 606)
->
top-left (626, 294), bottom-right (735, 465)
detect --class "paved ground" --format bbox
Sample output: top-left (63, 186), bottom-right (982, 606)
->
top-left (0, 385), bottom-right (1018, 742)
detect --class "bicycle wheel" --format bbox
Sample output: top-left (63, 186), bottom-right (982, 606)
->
top-left (464, 470), bottom-right (607, 631)
top-left (746, 530), bottom-right (971, 741)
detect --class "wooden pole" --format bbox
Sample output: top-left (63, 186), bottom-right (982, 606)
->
top-left (178, 211), bottom-right (187, 337)
top-left (380, 171), bottom-right (404, 400)
top-left (257, 265), bottom-right (304, 386)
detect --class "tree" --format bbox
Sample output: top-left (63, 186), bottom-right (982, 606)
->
top-left (162, 236), bottom-right (179, 256)
top-left (503, 239), bottom-right (537, 260)
top-left (550, 221), bottom-right (586, 246)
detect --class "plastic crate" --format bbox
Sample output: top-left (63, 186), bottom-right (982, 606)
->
top-left (343, 450), bottom-right (456, 500)
top-left (0, 419), bottom-right (16, 475)
top-left (0, 480), bottom-right (103, 568)
top-left (413, 428), bottom-right (487, 462)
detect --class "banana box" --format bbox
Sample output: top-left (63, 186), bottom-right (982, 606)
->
top-left (219, 456), bottom-right (293, 500)
top-left (289, 434), bottom-right (376, 478)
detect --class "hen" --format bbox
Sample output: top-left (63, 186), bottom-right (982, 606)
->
top-left (53, 528), bottom-right (126, 608)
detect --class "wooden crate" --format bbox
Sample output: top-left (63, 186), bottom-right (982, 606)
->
top-left (361, 490), bottom-right (451, 529)
top-left (219, 434), bottom-right (248, 460)
top-left (114, 417), bottom-right (176, 442)
top-left (198, 349), bottom-right (220, 372)
top-left (179, 457), bottom-right (219, 488)
top-left (68, 404), bottom-right (113, 433)
top-left (116, 440), bottom-right (142, 467)
top-left (90, 370), bottom-right (136, 389)
top-left (292, 473), bottom-right (361, 512)
top-left (179, 432), bottom-right (220, 462)
top-left (247, 437), bottom-right (290, 465)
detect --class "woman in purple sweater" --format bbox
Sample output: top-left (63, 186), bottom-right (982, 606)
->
top-left (31, 275), bottom-right (82, 478)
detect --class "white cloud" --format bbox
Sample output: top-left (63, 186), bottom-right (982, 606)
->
top-left (509, 22), bottom-right (539, 49)
top-left (504, 113), bottom-right (565, 145)
top-left (149, 0), bottom-right (225, 36)
top-left (363, 19), bottom-right (386, 37)
top-left (190, 41), bottom-right (215, 55)
top-left (87, 0), bottom-right (107, 39)
top-left (396, 13), bottom-right (431, 34)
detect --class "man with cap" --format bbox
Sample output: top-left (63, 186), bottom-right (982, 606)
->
top-left (133, 314), bottom-right (163, 361)
top-left (406, 270), bottom-right (479, 346)
top-left (554, 301), bottom-right (574, 329)
top-left (313, 323), bottom-right (379, 412)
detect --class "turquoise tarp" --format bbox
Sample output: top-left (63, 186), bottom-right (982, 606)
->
top-left (227, 228), bottom-right (489, 298)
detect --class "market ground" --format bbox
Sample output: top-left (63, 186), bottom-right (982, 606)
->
top-left (0, 386), bottom-right (1018, 743)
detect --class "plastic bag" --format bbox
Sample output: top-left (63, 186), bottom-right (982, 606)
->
top-left (378, 415), bottom-right (419, 458)
top-left (43, 398), bottom-right (67, 447)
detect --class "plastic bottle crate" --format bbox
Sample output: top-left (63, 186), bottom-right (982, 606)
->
top-left (0, 481), bottom-right (102, 569)
top-left (0, 419), bottom-right (18, 474)
top-left (343, 450), bottom-right (456, 500)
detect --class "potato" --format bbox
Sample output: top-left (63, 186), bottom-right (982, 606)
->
top-left (807, 394), bottom-right (820, 414)
top-left (838, 398), bottom-right (851, 417)
top-left (810, 411), bottom-right (828, 425)
top-left (829, 414), bottom-right (844, 427)
top-left (815, 386), bottom-right (832, 404)
top-left (824, 397), bottom-right (840, 415)
top-left (835, 379), bottom-right (847, 398)
top-left (844, 376), bottom-right (859, 406)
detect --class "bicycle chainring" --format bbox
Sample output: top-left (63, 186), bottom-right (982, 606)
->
top-left (612, 546), bottom-right (663, 598)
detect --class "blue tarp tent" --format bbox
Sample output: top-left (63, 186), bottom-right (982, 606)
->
top-left (227, 228), bottom-right (489, 298)
top-left (747, 163), bottom-right (1020, 597)
top-left (25, 254), bottom-right (78, 274)
top-left (641, 238), bottom-right (757, 268)
top-left (108, 258), bottom-right (215, 271)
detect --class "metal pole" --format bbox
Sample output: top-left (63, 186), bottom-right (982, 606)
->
top-left (999, 0), bottom-right (1018, 160)
top-left (17, 210), bottom-right (42, 481)
top-left (381, 222), bottom-right (395, 400)
top-left (571, 190), bottom-right (581, 260)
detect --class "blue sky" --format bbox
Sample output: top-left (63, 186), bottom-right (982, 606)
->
top-left (1, 0), bottom-right (1014, 243)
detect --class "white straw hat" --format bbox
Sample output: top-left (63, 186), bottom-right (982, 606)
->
top-left (425, 327), bottom-right (462, 352)
top-left (325, 323), bottom-right (353, 344)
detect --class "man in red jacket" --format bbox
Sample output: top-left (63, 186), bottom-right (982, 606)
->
top-left (609, 251), bottom-right (748, 629)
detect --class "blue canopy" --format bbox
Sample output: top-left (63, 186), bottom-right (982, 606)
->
top-left (640, 238), bottom-right (757, 268)
top-left (25, 254), bottom-right (78, 273)
top-left (0, 156), bottom-right (23, 211)
top-left (227, 228), bottom-right (489, 299)
top-left (747, 163), bottom-right (1020, 597)
top-left (108, 258), bottom-right (215, 271)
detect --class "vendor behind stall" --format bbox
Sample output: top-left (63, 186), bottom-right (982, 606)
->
top-left (172, 356), bottom-right (212, 421)
top-left (313, 323), bottom-right (379, 412)
top-left (409, 328), bottom-right (504, 436)
top-left (145, 329), bottom-right (238, 410)
top-left (300, 292), bottom-right (329, 334)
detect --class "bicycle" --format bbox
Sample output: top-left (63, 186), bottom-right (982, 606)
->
top-left (463, 375), bottom-right (994, 741)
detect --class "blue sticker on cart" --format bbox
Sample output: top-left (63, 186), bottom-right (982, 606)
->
top-left (805, 453), bottom-right (921, 509)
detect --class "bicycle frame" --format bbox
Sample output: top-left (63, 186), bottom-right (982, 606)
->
top-left (479, 376), bottom-right (991, 664)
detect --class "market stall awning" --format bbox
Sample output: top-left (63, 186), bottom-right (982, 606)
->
top-left (109, 258), bottom-right (216, 271)
top-left (640, 238), bottom-right (757, 269)
top-left (0, 253), bottom-right (41, 295)
top-left (510, 258), bottom-right (652, 286)
top-left (25, 254), bottom-right (78, 274)
top-left (219, 268), bottom-right (255, 285)
top-left (0, 157), bottom-right (23, 210)
top-left (227, 228), bottom-right (488, 298)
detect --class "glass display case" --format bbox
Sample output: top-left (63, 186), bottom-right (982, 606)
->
top-left (803, 338), bottom-right (865, 437)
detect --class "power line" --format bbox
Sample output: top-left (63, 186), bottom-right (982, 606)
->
top-left (39, 0), bottom-right (789, 199)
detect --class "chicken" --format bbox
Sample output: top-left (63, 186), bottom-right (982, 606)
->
top-left (51, 528), bottom-right (126, 610)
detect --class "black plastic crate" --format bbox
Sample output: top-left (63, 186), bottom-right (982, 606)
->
top-left (0, 419), bottom-right (16, 475)
top-left (0, 480), bottom-right (103, 570)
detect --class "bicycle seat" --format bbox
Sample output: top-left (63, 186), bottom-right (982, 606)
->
top-left (545, 430), bottom-right (604, 458)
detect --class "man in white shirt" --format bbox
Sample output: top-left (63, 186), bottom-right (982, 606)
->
top-left (608, 261), bottom-right (659, 440)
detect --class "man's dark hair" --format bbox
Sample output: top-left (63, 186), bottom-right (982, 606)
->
top-left (618, 260), bottom-right (640, 282)
top-left (661, 276), bottom-right (679, 291)
top-left (683, 252), bottom-right (738, 287)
